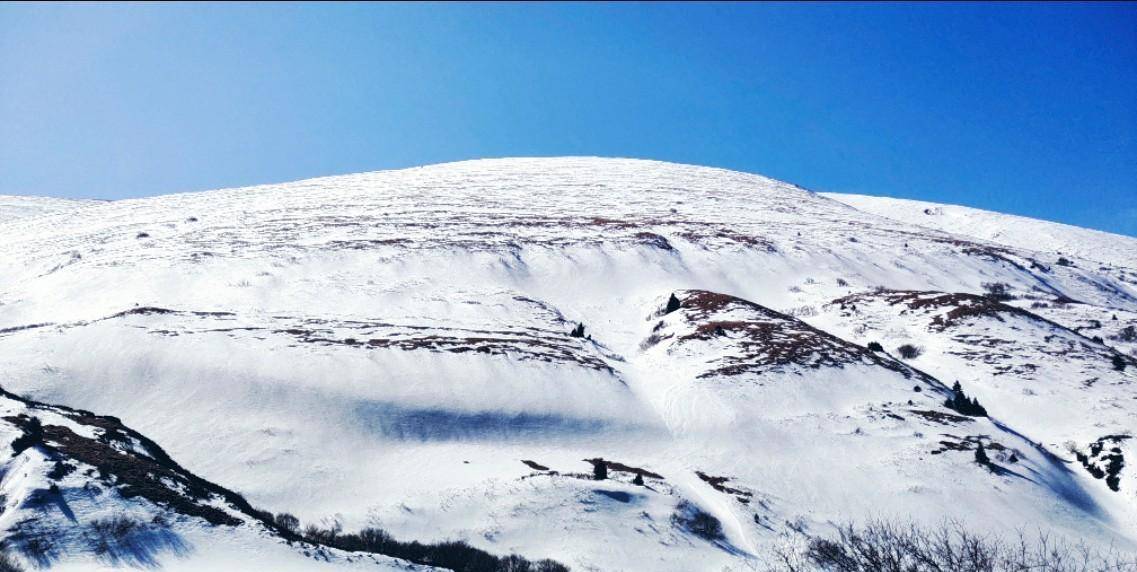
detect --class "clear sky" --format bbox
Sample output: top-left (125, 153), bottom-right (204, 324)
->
top-left (2, 2), bottom-right (1135, 236)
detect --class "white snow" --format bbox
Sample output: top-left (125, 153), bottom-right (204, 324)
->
top-left (823, 192), bottom-right (1137, 268)
top-left (0, 195), bottom-right (100, 224)
top-left (0, 157), bottom-right (1134, 570)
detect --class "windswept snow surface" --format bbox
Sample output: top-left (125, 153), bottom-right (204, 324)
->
top-left (0, 158), bottom-right (1135, 570)
top-left (823, 192), bottom-right (1137, 268)
top-left (0, 195), bottom-right (100, 224)
top-left (0, 389), bottom-right (433, 571)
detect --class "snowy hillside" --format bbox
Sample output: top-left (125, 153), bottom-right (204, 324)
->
top-left (823, 193), bottom-right (1137, 268)
top-left (0, 157), bottom-right (1134, 570)
top-left (0, 196), bottom-right (99, 225)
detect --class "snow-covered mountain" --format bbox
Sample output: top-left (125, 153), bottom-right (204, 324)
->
top-left (0, 157), bottom-right (1134, 570)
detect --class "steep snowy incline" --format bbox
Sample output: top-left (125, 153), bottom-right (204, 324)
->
top-left (823, 192), bottom-right (1137, 268)
top-left (630, 289), bottom-right (1131, 546)
top-left (814, 288), bottom-right (1137, 500)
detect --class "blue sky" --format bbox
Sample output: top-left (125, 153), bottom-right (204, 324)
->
top-left (2, 2), bottom-right (1135, 235)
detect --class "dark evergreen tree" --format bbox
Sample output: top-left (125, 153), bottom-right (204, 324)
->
top-left (570, 323), bottom-right (586, 338)
top-left (974, 442), bottom-right (989, 465)
top-left (593, 460), bottom-right (608, 481)
top-left (11, 417), bottom-right (43, 454)
top-left (632, 473), bottom-right (644, 486)
top-left (1113, 354), bottom-right (1127, 371)
top-left (944, 382), bottom-right (987, 417)
top-left (867, 341), bottom-right (884, 352)
top-left (951, 392), bottom-right (967, 412)
top-left (665, 293), bottom-right (682, 314)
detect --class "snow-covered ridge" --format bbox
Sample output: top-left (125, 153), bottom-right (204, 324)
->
top-left (823, 192), bottom-right (1137, 268)
top-left (0, 195), bottom-right (100, 224)
top-left (647, 289), bottom-right (926, 379)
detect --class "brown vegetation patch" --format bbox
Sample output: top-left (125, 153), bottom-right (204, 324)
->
top-left (908, 409), bottom-right (974, 426)
top-left (930, 435), bottom-right (1007, 456)
top-left (831, 289), bottom-right (1088, 336)
top-left (673, 290), bottom-right (920, 379)
top-left (325, 238), bottom-right (412, 249)
top-left (695, 471), bottom-right (753, 504)
top-left (358, 333), bottom-right (614, 373)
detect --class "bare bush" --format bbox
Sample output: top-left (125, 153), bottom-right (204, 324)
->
top-left (90, 516), bottom-right (140, 540)
top-left (1116, 326), bottom-right (1136, 343)
top-left (981, 282), bottom-right (1014, 301)
top-left (766, 519), bottom-right (1137, 572)
top-left (786, 305), bottom-right (819, 318)
top-left (671, 501), bottom-right (724, 541)
top-left (89, 516), bottom-right (145, 556)
top-left (0, 551), bottom-right (21, 572)
top-left (896, 344), bottom-right (923, 359)
top-left (273, 512), bottom-right (300, 534)
top-left (297, 522), bottom-right (569, 572)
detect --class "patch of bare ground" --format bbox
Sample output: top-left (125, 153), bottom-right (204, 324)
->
top-left (357, 332), bottom-right (614, 373)
top-left (695, 471), bottom-right (753, 504)
top-left (908, 409), bottom-right (974, 426)
top-left (831, 289), bottom-right (1078, 334)
top-left (931, 434), bottom-right (1008, 456)
top-left (831, 289), bottom-right (1137, 370)
top-left (672, 290), bottom-right (922, 379)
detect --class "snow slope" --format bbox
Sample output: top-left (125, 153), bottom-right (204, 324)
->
top-left (0, 157), bottom-right (1134, 570)
top-left (822, 192), bottom-right (1137, 268)
top-left (0, 388), bottom-right (434, 571)
top-left (0, 196), bottom-right (99, 224)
